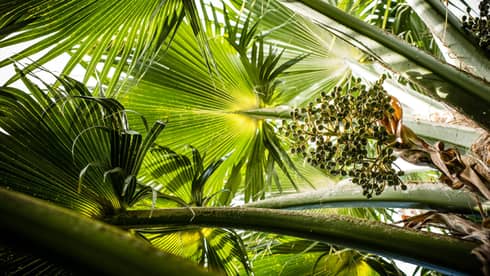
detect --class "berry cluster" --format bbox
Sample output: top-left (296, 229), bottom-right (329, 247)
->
top-left (462, 1), bottom-right (490, 54)
top-left (279, 76), bottom-right (405, 198)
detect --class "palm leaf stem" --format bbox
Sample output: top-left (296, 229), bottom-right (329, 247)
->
top-left (403, 116), bottom-right (484, 149)
top-left (108, 206), bottom-right (481, 275)
top-left (0, 188), bottom-right (211, 276)
top-left (285, 0), bottom-right (490, 129)
top-left (237, 108), bottom-right (292, 120)
top-left (406, 0), bottom-right (490, 80)
top-left (242, 182), bottom-right (482, 213)
top-left (425, 0), bottom-right (473, 40)
top-left (238, 107), bottom-right (482, 148)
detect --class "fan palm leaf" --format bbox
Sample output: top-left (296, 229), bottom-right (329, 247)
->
top-left (120, 1), bottom-right (367, 202)
top-left (0, 243), bottom-right (72, 275)
top-left (0, 0), bottom-right (212, 95)
top-left (0, 73), bottom-right (165, 216)
top-left (120, 24), bottom-right (287, 202)
top-left (249, 249), bottom-right (403, 276)
top-left (241, 233), bottom-right (403, 276)
top-left (0, 73), bottom-right (117, 216)
top-left (235, 0), bottom-right (360, 106)
top-left (138, 144), bottom-right (232, 206)
top-left (141, 227), bottom-right (252, 275)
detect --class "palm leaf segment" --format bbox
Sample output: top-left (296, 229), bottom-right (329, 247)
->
top-left (0, 72), bottom-right (164, 217)
top-left (0, 72), bottom-right (251, 274)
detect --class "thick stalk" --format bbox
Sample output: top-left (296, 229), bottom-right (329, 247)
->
top-left (240, 107), bottom-right (482, 148)
top-left (237, 108), bottom-right (292, 120)
top-left (109, 207), bottom-right (481, 275)
top-left (0, 188), bottom-right (211, 276)
top-left (406, 0), bottom-right (490, 80)
top-left (425, 0), bottom-right (476, 41)
top-left (403, 116), bottom-right (483, 149)
top-left (242, 182), bottom-right (482, 213)
top-left (286, 0), bottom-right (490, 129)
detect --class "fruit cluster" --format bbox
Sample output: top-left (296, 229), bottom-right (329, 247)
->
top-left (279, 76), bottom-right (405, 198)
top-left (462, 1), bottom-right (490, 54)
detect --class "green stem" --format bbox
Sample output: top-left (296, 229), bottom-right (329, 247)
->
top-left (288, 0), bottom-right (490, 129)
top-left (108, 207), bottom-right (481, 275)
top-left (406, 0), bottom-right (490, 80)
top-left (381, 0), bottom-right (392, 30)
top-left (425, 0), bottom-right (475, 43)
top-left (242, 183), bottom-right (482, 213)
top-left (236, 108), bottom-right (292, 120)
top-left (240, 107), bottom-right (482, 148)
top-left (0, 188), bottom-right (211, 276)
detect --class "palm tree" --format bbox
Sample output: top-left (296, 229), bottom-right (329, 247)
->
top-left (1, 0), bottom-right (489, 275)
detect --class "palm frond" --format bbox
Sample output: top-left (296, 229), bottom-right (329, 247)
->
top-left (139, 144), bottom-right (231, 206)
top-left (140, 145), bottom-right (194, 200)
top-left (120, 17), bottom-right (327, 202)
top-left (247, 247), bottom-right (403, 276)
top-left (242, 233), bottom-right (404, 275)
top-left (237, 0), bottom-right (357, 105)
top-left (385, 3), bottom-right (441, 57)
top-left (0, 0), bottom-right (187, 95)
top-left (140, 227), bottom-right (252, 275)
top-left (0, 74), bottom-right (118, 216)
top-left (194, 150), bottom-right (232, 206)
top-left (0, 73), bottom-right (165, 216)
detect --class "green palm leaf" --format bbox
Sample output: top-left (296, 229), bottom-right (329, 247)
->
top-left (135, 147), bottom-right (251, 274)
top-left (140, 145), bottom-right (194, 200)
top-left (0, 73), bottom-right (165, 216)
top-left (141, 227), bottom-right (252, 275)
top-left (0, 74), bottom-right (118, 216)
top-left (247, 247), bottom-right (403, 276)
top-left (139, 145), bottom-right (231, 206)
top-left (238, 0), bottom-right (359, 106)
top-left (0, 0), bottom-right (190, 95)
top-left (119, 19), bottom-right (316, 202)
top-left (242, 234), bottom-right (402, 276)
